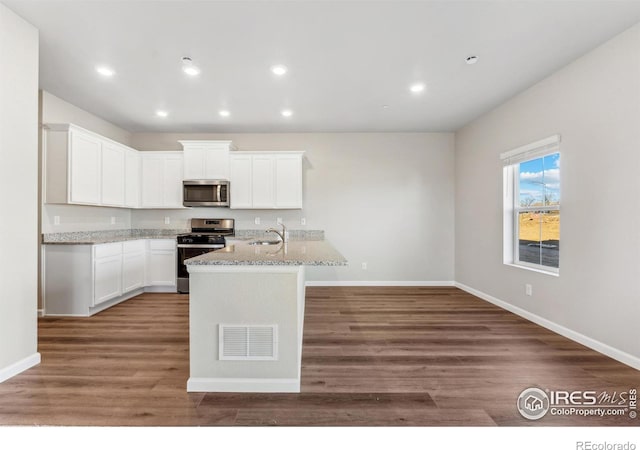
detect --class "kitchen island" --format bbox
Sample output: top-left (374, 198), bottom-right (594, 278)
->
top-left (185, 239), bottom-right (346, 393)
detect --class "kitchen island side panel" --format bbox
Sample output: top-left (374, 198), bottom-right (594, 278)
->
top-left (188, 266), bottom-right (304, 392)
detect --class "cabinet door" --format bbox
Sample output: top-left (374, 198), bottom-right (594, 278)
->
top-left (183, 147), bottom-right (205, 180)
top-left (183, 142), bottom-right (231, 180)
top-left (69, 130), bottom-right (101, 205)
top-left (101, 142), bottom-right (126, 207)
top-left (229, 154), bottom-right (252, 209)
top-left (147, 251), bottom-right (176, 286)
top-left (141, 156), bottom-right (164, 207)
top-left (204, 147), bottom-right (230, 179)
top-left (252, 155), bottom-right (275, 208)
top-left (275, 154), bottom-right (303, 208)
top-left (124, 149), bottom-right (140, 208)
top-left (122, 251), bottom-right (145, 293)
top-left (94, 255), bottom-right (122, 306)
top-left (163, 156), bottom-right (184, 208)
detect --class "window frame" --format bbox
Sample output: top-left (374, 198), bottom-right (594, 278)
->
top-left (501, 136), bottom-right (560, 276)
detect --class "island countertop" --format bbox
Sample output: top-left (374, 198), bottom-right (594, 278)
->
top-left (185, 239), bottom-right (347, 266)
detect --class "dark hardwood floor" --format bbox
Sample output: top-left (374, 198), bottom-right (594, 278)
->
top-left (0, 287), bottom-right (638, 426)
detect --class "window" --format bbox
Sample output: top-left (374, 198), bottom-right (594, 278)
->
top-left (502, 135), bottom-right (560, 274)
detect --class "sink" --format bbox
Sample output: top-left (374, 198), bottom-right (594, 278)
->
top-left (248, 240), bottom-right (282, 246)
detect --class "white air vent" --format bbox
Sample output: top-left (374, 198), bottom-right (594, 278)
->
top-left (219, 324), bottom-right (278, 360)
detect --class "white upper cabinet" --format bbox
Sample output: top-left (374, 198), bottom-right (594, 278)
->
top-left (275, 154), bottom-right (303, 208)
top-left (163, 155), bottom-right (184, 207)
top-left (181, 140), bottom-right (235, 180)
top-left (251, 154), bottom-right (275, 208)
top-left (229, 153), bottom-right (252, 209)
top-left (140, 152), bottom-right (184, 209)
top-left (101, 141), bottom-right (126, 207)
top-left (229, 151), bottom-right (303, 209)
top-left (44, 126), bottom-right (301, 210)
top-left (68, 129), bottom-right (101, 205)
top-left (124, 148), bottom-right (141, 208)
top-left (44, 124), bottom-right (138, 209)
top-left (141, 155), bottom-right (163, 207)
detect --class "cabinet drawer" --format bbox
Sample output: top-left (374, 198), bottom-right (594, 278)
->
top-left (123, 239), bottom-right (146, 254)
top-left (94, 242), bottom-right (122, 259)
top-left (148, 239), bottom-right (176, 251)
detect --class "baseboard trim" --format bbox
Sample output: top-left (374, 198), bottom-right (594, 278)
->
top-left (143, 286), bottom-right (177, 293)
top-left (0, 352), bottom-right (41, 383)
top-left (187, 377), bottom-right (300, 393)
top-left (455, 282), bottom-right (640, 371)
top-left (305, 280), bottom-right (455, 287)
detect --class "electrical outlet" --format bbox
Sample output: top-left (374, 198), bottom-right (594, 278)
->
top-left (525, 284), bottom-right (533, 296)
top-left (110, 216), bottom-right (116, 225)
top-left (164, 217), bottom-right (170, 225)
top-left (255, 217), bottom-right (261, 225)
top-left (301, 217), bottom-right (306, 226)
top-left (54, 216), bottom-right (60, 225)
top-left (277, 217), bottom-right (283, 225)
top-left (362, 262), bottom-right (368, 270)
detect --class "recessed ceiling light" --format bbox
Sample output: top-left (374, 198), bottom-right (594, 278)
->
top-left (281, 109), bottom-right (293, 117)
top-left (271, 65), bottom-right (288, 76)
top-left (466, 55), bottom-right (479, 65)
top-left (156, 110), bottom-right (169, 118)
top-left (382, 105), bottom-right (390, 109)
top-left (96, 66), bottom-right (115, 77)
top-left (219, 110), bottom-right (230, 117)
top-left (409, 83), bottom-right (426, 94)
top-left (182, 57), bottom-right (200, 76)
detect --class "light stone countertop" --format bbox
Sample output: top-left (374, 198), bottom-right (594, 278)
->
top-left (42, 229), bottom-right (187, 245)
top-left (42, 229), bottom-right (325, 245)
top-left (185, 239), bottom-right (347, 266)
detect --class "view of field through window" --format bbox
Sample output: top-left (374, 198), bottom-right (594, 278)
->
top-left (518, 153), bottom-right (560, 268)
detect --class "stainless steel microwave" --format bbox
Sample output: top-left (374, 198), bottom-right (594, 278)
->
top-left (183, 180), bottom-right (230, 207)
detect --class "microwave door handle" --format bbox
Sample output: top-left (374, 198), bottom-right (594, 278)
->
top-left (216, 184), bottom-right (221, 202)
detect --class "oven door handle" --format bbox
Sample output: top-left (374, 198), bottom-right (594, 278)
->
top-left (177, 244), bottom-right (224, 249)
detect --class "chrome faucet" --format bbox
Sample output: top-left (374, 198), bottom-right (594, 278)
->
top-left (266, 223), bottom-right (287, 243)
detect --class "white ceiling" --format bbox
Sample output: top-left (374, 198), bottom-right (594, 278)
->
top-left (5, 0), bottom-right (640, 133)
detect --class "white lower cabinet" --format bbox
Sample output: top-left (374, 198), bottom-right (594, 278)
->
top-left (44, 239), bottom-right (176, 316)
top-left (93, 243), bottom-right (123, 306)
top-left (122, 240), bottom-right (146, 293)
top-left (146, 240), bottom-right (177, 286)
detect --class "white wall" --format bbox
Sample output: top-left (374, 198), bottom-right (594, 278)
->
top-left (41, 90), bottom-right (132, 145)
top-left (0, 3), bottom-right (40, 381)
top-left (41, 204), bottom-right (131, 234)
top-left (40, 91), bottom-right (132, 233)
top-left (131, 132), bottom-right (456, 284)
top-left (455, 24), bottom-right (640, 365)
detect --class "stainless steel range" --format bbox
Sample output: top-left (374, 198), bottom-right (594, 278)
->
top-left (177, 218), bottom-right (235, 293)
